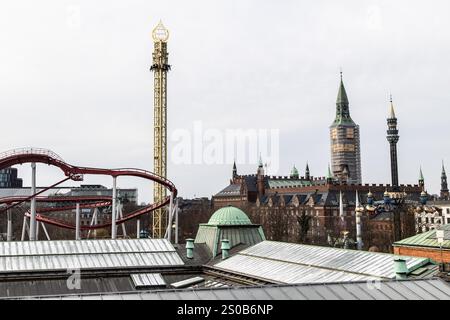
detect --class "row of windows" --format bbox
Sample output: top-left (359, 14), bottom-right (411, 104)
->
top-left (331, 128), bottom-right (355, 139)
top-left (332, 143), bottom-right (355, 152)
top-left (419, 217), bottom-right (450, 224)
top-left (255, 208), bottom-right (357, 217)
top-left (374, 224), bottom-right (392, 231)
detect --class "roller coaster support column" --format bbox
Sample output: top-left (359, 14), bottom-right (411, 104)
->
top-left (94, 209), bottom-right (98, 238)
top-left (29, 163), bottom-right (37, 241)
top-left (21, 215), bottom-right (29, 241)
top-left (167, 192), bottom-right (174, 242)
top-left (6, 209), bottom-right (12, 241)
top-left (136, 219), bottom-right (140, 238)
top-left (118, 202), bottom-right (126, 237)
top-left (111, 177), bottom-right (117, 239)
top-left (42, 223), bottom-right (51, 240)
top-left (75, 203), bottom-right (80, 240)
top-left (36, 221), bottom-right (40, 240)
top-left (175, 199), bottom-right (179, 244)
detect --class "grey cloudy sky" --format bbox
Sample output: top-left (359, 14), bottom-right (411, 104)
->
top-left (1, 0), bottom-right (450, 203)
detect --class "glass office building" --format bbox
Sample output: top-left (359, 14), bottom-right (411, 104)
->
top-left (0, 167), bottom-right (23, 188)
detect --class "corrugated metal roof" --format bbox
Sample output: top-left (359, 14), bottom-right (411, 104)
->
top-left (16, 279), bottom-right (450, 300)
top-left (211, 241), bottom-right (433, 284)
top-left (213, 254), bottom-right (379, 284)
top-left (268, 179), bottom-right (312, 189)
top-left (130, 273), bottom-right (166, 288)
top-left (214, 184), bottom-right (241, 197)
top-left (394, 224), bottom-right (450, 249)
top-left (0, 239), bottom-right (184, 273)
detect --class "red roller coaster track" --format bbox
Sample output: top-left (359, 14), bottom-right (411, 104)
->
top-left (0, 148), bottom-right (177, 230)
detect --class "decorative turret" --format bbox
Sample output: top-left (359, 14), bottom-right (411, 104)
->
top-left (367, 191), bottom-right (374, 206)
top-left (383, 190), bottom-right (391, 205)
top-left (305, 162), bottom-right (310, 180)
top-left (290, 165), bottom-right (299, 179)
top-left (257, 154), bottom-right (265, 196)
top-left (326, 164), bottom-right (334, 184)
top-left (257, 154), bottom-right (264, 176)
top-left (355, 190), bottom-right (363, 250)
top-left (420, 190), bottom-right (428, 205)
top-left (441, 161), bottom-right (449, 200)
top-left (386, 95), bottom-right (400, 190)
top-left (418, 166), bottom-right (425, 189)
top-left (232, 161), bottom-right (237, 178)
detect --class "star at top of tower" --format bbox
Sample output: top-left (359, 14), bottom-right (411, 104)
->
top-left (152, 20), bottom-right (169, 42)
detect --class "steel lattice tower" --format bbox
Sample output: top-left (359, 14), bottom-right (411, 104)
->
top-left (150, 21), bottom-right (170, 238)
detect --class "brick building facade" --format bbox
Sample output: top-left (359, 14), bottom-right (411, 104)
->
top-left (393, 224), bottom-right (450, 265)
top-left (213, 163), bottom-right (422, 253)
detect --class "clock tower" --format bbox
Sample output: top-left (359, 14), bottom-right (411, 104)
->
top-left (329, 73), bottom-right (362, 184)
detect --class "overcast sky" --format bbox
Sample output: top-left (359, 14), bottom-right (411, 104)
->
top-left (1, 0), bottom-right (450, 203)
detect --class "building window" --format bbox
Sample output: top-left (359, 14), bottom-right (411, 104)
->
top-left (346, 128), bottom-right (354, 139)
top-left (331, 128), bottom-right (337, 140)
top-left (332, 143), bottom-right (355, 152)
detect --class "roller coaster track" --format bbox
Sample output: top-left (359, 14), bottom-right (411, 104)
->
top-left (0, 148), bottom-right (177, 230)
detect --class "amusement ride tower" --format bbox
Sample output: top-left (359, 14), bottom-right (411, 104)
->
top-left (150, 21), bottom-right (170, 238)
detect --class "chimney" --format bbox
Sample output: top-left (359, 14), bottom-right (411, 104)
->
top-left (221, 239), bottom-right (230, 260)
top-left (186, 238), bottom-right (194, 259)
top-left (394, 258), bottom-right (408, 280)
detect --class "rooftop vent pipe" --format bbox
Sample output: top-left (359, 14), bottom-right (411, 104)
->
top-left (186, 238), bottom-right (194, 259)
top-left (394, 257), bottom-right (408, 280)
top-left (221, 239), bottom-right (230, 260)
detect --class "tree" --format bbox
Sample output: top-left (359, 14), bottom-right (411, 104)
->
top-left (297, 209), bottom-right (311, 243)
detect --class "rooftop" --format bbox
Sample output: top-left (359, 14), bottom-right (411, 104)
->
top-left (0, 238), bottom-right (184, 274)
top-left (209, 241), bottom-right (438, 284)
top-left (12, 278), bottom-right (450, 300)
top-left (393, 224), bottom-right (450, 250)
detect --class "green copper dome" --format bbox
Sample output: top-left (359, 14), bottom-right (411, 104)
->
top-left (208, 206), bottom-right (252, 225)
